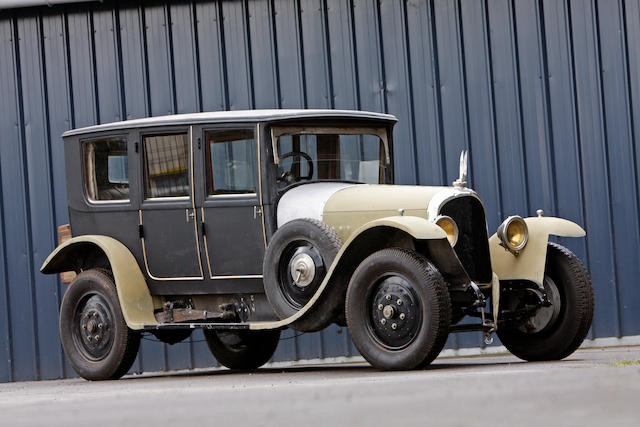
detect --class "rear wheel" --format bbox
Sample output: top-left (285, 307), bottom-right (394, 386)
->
top-left (203, 329), bottom-right (281, 370)
top-left (346, 249), bottom-right (450, 370)
top-left (60, 269), bottom-right (140, 380)
top-left (497, 243), bottom-right (594, 361)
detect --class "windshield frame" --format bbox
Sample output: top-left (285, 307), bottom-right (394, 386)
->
top-left (269, 126), bottom-right (391, 166)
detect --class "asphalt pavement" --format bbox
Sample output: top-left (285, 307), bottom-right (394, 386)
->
top-left (0, 346), bottom-right (638, 427)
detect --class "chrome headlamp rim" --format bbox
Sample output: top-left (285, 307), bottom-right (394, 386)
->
top-left (434, 215), bottom-right (459, 247)
top-left (497, 215), bottom-right (529, 252)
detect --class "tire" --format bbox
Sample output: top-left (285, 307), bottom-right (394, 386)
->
top-left (497, 242), bottom-right (594, 361)
top-left (345, 248), bottom-right (451, 370)
top-left (152, 329), bottom-right (193, 345)
top-left (60, 269), bottom-right (141, 380)
top-left (263, 218), bottom-right (343, 332)
top-left (203, 329), bottom-right (281, 370)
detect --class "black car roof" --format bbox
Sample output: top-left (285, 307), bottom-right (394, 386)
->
top-left (62, 109), bottom-right (397, 138)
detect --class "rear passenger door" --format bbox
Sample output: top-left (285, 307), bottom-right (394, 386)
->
top-left (138, 128), bottom-right (204, 280)
top-left (197, 126), bottom-right (266, 281)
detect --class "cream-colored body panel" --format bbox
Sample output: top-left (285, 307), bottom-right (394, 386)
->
top-left (322, 184), bottom-right (449, 242)
top-left (250, 216), bottom-right (447, 330)
top-left (489, 217), bottom-right (585, 286)
top-left (40, 235), bottom-right (157, 330)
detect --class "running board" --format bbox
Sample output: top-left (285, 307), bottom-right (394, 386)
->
top-left (143, 322), bottom-right (250, 330)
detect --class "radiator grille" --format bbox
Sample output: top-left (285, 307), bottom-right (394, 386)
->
top-left (440, 196), bottom-right (493, 283)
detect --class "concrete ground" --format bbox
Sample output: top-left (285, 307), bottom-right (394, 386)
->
top-left (0, 346), bottom-right (638, 427)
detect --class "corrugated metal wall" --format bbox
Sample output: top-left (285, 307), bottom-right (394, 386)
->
top-left (0, 0), bottom-right (639, 382)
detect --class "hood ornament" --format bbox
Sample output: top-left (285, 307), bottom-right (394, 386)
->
top-left (453, 150), bottom-right (468, 188)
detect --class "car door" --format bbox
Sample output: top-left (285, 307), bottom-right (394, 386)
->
top-left (138, 128), bottom-right (204, 280)
top-left (198, 126), bottom-right (266, 280)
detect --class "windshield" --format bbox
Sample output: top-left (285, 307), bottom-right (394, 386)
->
top-left (273, 127), bottom-right (389, 189)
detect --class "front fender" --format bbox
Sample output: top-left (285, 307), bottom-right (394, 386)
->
top-left (251, 216), bottom-right (449, 330)
top-left (41, 235), bottom-right (157, 330)
top-left (489, 216), bottom-right (585, 286)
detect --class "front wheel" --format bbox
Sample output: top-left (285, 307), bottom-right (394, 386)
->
top-left (60, 269), bottom-right (141, 380)
top-left (346, 249), bottom-right (451, 370)
top-left (497, 242), bottom-right (594, 361)
top-left (203, 329), bottom-right (281, 370)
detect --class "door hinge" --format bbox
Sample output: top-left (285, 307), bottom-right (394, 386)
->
top-left (197, 137), bottom-right (201, 150)
top-left (201, 221), bottom-right (206, 236)
top-left (138, 224), bottom-right (144, 238)
top-left (134, 142), bottom-right (139, 153)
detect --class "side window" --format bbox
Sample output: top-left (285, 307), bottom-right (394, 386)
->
top-left (84, 137), bottom-right (129, 201)
top-left (143, 133), bottom-right (190, 198)
top-left (206, 129), bottom-right (257, 195)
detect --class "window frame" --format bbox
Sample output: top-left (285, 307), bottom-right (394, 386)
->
top-left (203, 125), bottom-right (259, 200)
top-left (141, 129), bottom-right (192, 201)
top-left (81, 134), bottom-right (131, 205)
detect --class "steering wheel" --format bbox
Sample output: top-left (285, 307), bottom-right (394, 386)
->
top-left (278, 151), bottom-right (314, 185)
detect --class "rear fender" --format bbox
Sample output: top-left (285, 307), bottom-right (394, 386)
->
top-left (41, 235), bottom-right (157, 330)
top-left (489, 217), bottom-right (585, 286)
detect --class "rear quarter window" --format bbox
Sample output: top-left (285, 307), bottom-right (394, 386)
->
top-left (83, 137), bottom-right (130, 202)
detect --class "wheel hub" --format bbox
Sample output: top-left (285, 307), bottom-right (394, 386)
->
top-left (278, 242), bottom-right (325, 309)
top-left (290, 252), bottom-right (316, 287)
top-left (369, 276), bottom-right (422, 350)
top-left (73, 293), bottom-right (114, 361)
top-left (520, 275), bottom-right (561, 333)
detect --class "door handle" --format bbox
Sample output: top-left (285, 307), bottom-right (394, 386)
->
top-left (253, 205), bottom-right (263, 219)
top-left (186, 209), bottom-right (195, 222)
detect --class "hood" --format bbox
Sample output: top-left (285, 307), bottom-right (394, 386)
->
top-left (322, 184), bottom-right (450, 214)
top-left (277, 183), bottom-right (455, 241)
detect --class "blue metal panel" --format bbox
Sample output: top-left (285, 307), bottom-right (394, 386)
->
top-left (0, 16), bottom-right (17, 383)
top-left (195, 1), bottom-right (227, 111)
top-left (0, 15), bottom-right (39, 382)
top-left (273, 0), bottom-right (304, 108)
top-left (144, 2), bottom-right (175, 116)
top-left (247, 0), bottom-right (278, 109)
top-left (405, 0), bottom-right (444, 186)
top-left (92, 6), bottom-right (124, 123)
top-left (569, 0), bottom-right (618, 339)
top-left (118, 5), bottom-right (150, 120)
top-left (379, 0), bottom-right (416, 185)
top-left (432, 0), bottom-right (469, 185)
top-left (66, 9), bottom-right (97, 127)
top-left (16, 13), bottom-right (65, 380)
top-left (540, 0), bottom-right (588, 272)
top-left (300, 0), bottom-right (331, 109)
top-left (1, 0), bottom-right (639, 382)
top-left (458, 0), bottom-right (500, 228)
top-left (351, 0), bottom-right (384, 113)
top-left (596, 0), bottom-right (640, 338)
top-left (221, 0), bottom-right (253, 110)
top-left (623, 0), bottom-right (640, 336)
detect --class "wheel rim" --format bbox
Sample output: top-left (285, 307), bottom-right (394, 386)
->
top-left (277, 240), bottom-right (324, 309)
top-left (71, 291), bottom-right (115, 361)
top-left (366, 274), bottom-right (422, 350)
top-left (519, 274), bottom-right (562, 334)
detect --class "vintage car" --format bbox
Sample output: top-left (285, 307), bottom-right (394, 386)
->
top-left (41, 109), bottom-right (594, 380)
